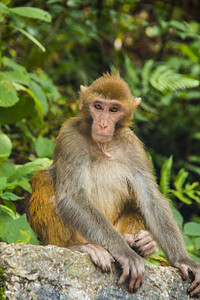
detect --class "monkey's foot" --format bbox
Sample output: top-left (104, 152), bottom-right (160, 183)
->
top-left (68, 243), bottom-right (114, 272)
top-left (124, 230), bottom-right (158, 258)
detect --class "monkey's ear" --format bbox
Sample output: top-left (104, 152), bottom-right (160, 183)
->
top-left (133, 97), bottom-right (141, 109)
top-left (80, 85), bottom-right (87, 93)
top-left (79, 85), bottom-right (88, 110)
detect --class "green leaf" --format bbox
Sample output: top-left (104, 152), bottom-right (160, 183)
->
top-left (159, 155), bottom-right (173, 196)
top-left (9, 7), bottom-right (51, 22)
top-left (0, 131), bottom-right (12, 164)
top-left (15, 27), bottom-right (46, 52)
top-left (142, 59), bottom-right (154, 87)
top-left (150, 65), bottom-right (200, 93)
top-left (8, 158), bottom-right (52, 181)
top-left (1, 56), bottom-right (26, 72)
top-left (182, 234), bottom-right (192, 248)
top-left (29, 80), bottom-right (48, 115)
top-left (5, 178), bottom-right (31, 193)
top-left (34, 136), bottom-right (55, 159)
top-left (192, 132), bottom-right (200, 140)
top-left (184, 162), bottom-right (200, 176)
top-left (1, 192), bottom-right (24, 201)
top-left (184, 222), bottom-right (200, 236)
top-left (0, 177), bottom-right (7, 190)
top-left (190, 254), bottom-right (200, 263)
top-left (2, 199), bottom-right (16, 214)
top-left (0, 204), bottom-right (18, 241)
top-left (171, 207), bottom-right (183, 228)
top-left (124, 55), bottom-right (140, 86)
top-left (0, 72), bottom-right (19, 107)
top-left (170, 190), bottom-right (192, 204)
top-left (0, 2), bottom-right (9, 13)
top-left (174, 168), bottom-right (188, 190)
top-left (185, 191), bottom-right (200, 203)
top-left (0, 161), bottom-right (17, 179)
top-left (0, 87), bottom-right (44, 126)
top-left (5, 70), bottom-right (29, 85)
top-left (195, 237), bottom-right (200, 250)
top-left (170, 20), bottom-right (186, 31)
top-left (6, 214), bottom-right (39, 245)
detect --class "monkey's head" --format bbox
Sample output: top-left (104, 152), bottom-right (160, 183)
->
top-left (79, 73), bottom-right (141, 143)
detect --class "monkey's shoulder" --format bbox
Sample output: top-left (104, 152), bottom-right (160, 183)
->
top-left (57, 118), bottom-right (89, 146)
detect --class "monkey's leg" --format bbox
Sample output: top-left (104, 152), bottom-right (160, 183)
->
top-left (29, 172), bottom-right (114, 271)
top-left (114, 210), bottom-right (158, 258)
top-left (27, 169), bottom-right (72, 246)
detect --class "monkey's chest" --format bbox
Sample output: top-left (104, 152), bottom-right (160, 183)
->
top-left (83, 160), bottom-right (132, 222)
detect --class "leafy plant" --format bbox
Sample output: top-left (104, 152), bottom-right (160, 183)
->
top-left (0, 158), bottom-right (51, 244)
top-left (150, 65), bottom-right (199, 93)
top-left (0, 266), bottom-right (6, 300)
top-left (160, 157), bottom-right (200, 261)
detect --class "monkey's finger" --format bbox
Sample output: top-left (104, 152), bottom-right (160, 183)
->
top-left (189, 282), bottom-right (200, 297)
top-left (89, 244), bottom-right (113, 272)
top-left (118, 263), bottom-right (130, 288)
top-left (129, 263), bottom-right (145, 292)
top-left (96, 245), bottom-right (113, 269)
top-left (135, 236), bottom-right (153, 247)
top-left (123, 234), bottom-right (135, 246)
top-left (85, 247), bottom-right (100, 266)
top-left (128, 272), bottom-right (137, 293)
top-left (178, 263), bottom-right (189, 280)
top-left (188, 272), bottom-right (200, 293)
top-left (138, 241), bottom-right (158, 257)
top-left (135, 230), bottom-right (149, 240)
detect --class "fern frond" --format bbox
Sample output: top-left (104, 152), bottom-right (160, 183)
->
top-left (159, 155), bottom-right (173, 196)
top-left (150, 65), bottom-right (200, 92)
top-left (174, 168), bottom-right (189, 190)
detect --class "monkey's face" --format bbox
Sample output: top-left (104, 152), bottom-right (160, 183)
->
top-left (89, 99), bottom-right (125, 143)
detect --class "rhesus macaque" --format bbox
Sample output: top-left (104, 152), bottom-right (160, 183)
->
top-left (28, 73), bottom-right (200, 296)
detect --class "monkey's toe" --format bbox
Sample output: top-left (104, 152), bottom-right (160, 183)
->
top-left (72, 243), bottom-right (114, 272)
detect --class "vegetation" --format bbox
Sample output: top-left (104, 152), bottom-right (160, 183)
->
top-left (0, 266), bottom-right (6, 300)
top-left (0, 0), bottom-right (199, 264)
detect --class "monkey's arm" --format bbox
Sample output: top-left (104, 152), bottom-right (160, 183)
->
top-left (128, 142), bottom-right (200, 296)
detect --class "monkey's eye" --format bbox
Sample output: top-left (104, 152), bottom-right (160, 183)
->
top-left (110, 106), bottom-right (119, 113)
top-left (94, 103), bottom-right (103, 110)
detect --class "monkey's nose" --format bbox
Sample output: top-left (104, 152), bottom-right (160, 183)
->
top-left (99, 123), bottom-right (108, 129)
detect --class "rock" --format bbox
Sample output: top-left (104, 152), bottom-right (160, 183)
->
top-left (0, 242), bottom-right (198, 300)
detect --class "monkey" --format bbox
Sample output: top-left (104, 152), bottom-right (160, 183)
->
top-left (28, 73), bottom-right (200, 296)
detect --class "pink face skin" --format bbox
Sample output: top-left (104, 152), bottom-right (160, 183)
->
top-left (89, 99), bottom-right (125, 143)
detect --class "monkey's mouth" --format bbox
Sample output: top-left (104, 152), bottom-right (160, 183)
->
top-left (93, 133), bottom-right (112, 143)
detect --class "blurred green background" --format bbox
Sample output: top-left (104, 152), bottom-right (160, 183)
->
top-left (0, 0), bottom-right (199, 263)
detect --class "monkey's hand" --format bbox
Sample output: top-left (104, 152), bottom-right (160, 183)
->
top-left (124, 230), bottom-right (158, 258)
top-left (116, 248), bottom-right (145, 293)
top-left (174, 258), bottom-right (200, 297)
top-left (68, 243), bottom-right (114, 272)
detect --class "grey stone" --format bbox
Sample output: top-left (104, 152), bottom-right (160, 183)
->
top-left (0, 242), bottom-right (198, 300)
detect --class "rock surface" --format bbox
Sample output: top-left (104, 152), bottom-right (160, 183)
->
top-left (0, 242), bottom-right (198, 300)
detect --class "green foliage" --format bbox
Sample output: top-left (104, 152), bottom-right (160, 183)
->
top-left (158, 157), bottom-right (200, 261)
top-left (34, 136), bottom-right (55, 159)
top-left (150, 65), bottom-right (199, 92)
top-left (0, 158), bottom-right (51, 244)
top-left (0, 131), bottom-right (12, 165)
top-left (5, 214), bottom-right (39, 245)
top-left (0, 266), bottom-right (6, 300)
top-left (160, 155), bottom-right (173, 196)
